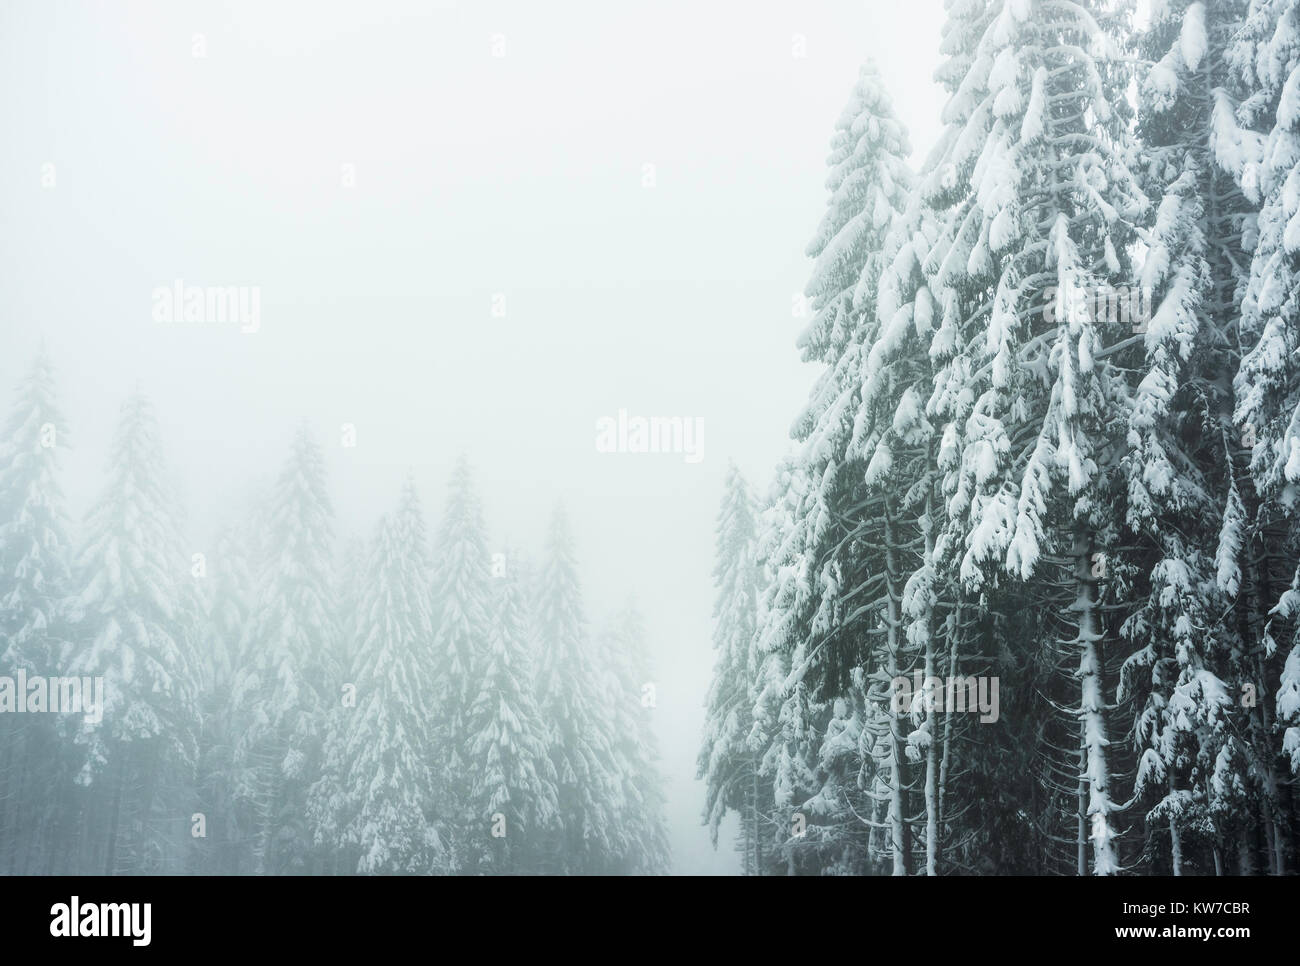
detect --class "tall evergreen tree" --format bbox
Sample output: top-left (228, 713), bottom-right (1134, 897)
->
top-left (699, 463), bottom-right (765, 873)
top-left (750, 456), bottom-right (826, 875)
top-left (1117, 0), bottom-right (1266, 877)
top-left (0, 350), bottom-right (73, 873)
top-left (465, 550), bottom-right (559, 873)
top-left (533, 505), bottom-right (620, 873)
top-left (1227, 0), bottom-right (1300, 874)
top-left (193, 511), bottom-right (260, 874)
top-left (602, 600), bottom-right (672, 874)
top-left (327, 480), bottom-right (444, 874)
top-left (428, 456), bottom-right (493, 864)
top-left (778, 59), bottom-right (921, 876)
top-left (924, 0), bottom-right (1148, 875)
top-left (67, 390), bottom-right (200, 875)
top-left (232, 426), bottom-right (338, 874)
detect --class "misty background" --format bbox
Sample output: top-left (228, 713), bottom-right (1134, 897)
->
top-left (0, 0), bottom-right (944, 873)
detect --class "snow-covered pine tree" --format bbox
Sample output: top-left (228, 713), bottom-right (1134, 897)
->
top-left (783, 60), bottom-right (921, 875)
top-left (601, 599), bottom-right (672, 874)
top-left (698, 463), bottom-right (766, 873)
top-left (749, 456), bottom-right (829, 874)
top-left (791, 58), bottom-right (914, 702)
top-left (232, 425), bottom-right (338, 875)
top-left (0, 350), bottom-right (74, 874)
top-left (906, 0), bottom-right (1023, 877)
top-left (193, 514), bottom-right (259, 874)
top-left (67, 390), bottom-right (201, 875)
top-left (428, 456), bottom-right (493, 865)
top-left (328, 480), bottom-right (444, 874)
top-left (1226, 0), bottom-right (1300, 874)
top-left (805, 682), bottom-right (872, 875)
top-left (856, 187), bottom-right (971, 876)
top-left (1119, 554), bottom-right (1235, 875)
top-left (533, 505), bottom-right (621, 874)
top-left (924, 0), bottom-right (1149, 875)
top-left (306, 528), bottom-right (368, 875)
top-left (465, 550), bottom-right (559, 874)
top-left (1116, 0), bottom-right (1262, 877)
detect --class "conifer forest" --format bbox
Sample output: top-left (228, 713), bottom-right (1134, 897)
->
top-left (3, 0), bottom-right (1300, 888)
top-left (700, 0), bottom-right (1300, 877)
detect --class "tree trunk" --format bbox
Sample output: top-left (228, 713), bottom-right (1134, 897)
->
top-left (255, 740), bottom-right (282, 876)
top-left (883, 508), bottom-right (909, 876)
top-left (921, 481), bottom-right (940, 876)
top-left (1074, 530), bottom-right (1116, 875)
top-left (1169, 777), bottom-right (1183, 877)
top-left (750, 753), bottom-right (762, 876)
top-left (104, 751), bottom-right (127, 876)
top-left (937, 606), bottom-right (959, 872)
top-left (1076, 738), bottom-right (1088, 876)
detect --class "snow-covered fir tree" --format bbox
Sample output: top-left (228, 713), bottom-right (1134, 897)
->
top-left (749, 455), bottom-right (828, 875)
top-left (533, 505), bottom-right (621, 874)
top-left (1226, 0), bottom-right (1300, 875)
top-left (328, 480), bottom-right (444, 874)
top-left (192, 512), bottom-right (260, 874)
top-left (699, 463), bottom-right (765, 873)
top-left (67, 390), bottom-right (201, 875)
top-left (0, 350), bottom-right (73, 874)
top-left (924, 0), bottom-right (1149, 875)
top-left (428, 456), bottom-right (493, 862)
top-left (465, 550), bottom-right (559, 873)
top-left (232, 426), bottom-right (338, 874)
top-left (781, 59), bottom-right (922, 876)
top-left (1116, 0), bottom-right (1267, 877)
top-left (601, 599), bottom-right (672, 874)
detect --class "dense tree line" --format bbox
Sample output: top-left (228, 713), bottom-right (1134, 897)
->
top-left (0, 355), bottom-right (669, 875)
top-left (701, 0), bottom-right (1300, 876)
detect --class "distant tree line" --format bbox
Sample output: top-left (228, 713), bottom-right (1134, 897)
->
top-left (0, 353), bottom-right (669, 875)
